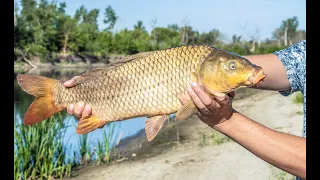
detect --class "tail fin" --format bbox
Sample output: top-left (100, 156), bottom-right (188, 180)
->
top-left (16, 74), bottom-right (63, 126)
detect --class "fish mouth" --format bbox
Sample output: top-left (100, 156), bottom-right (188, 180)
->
top-left (247, 67), bottom-right (267, 85)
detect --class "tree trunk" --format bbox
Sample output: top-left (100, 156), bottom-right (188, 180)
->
top-left (18, 49), bottom-right (38, 68)
top-left (22, 56), bottom-right (37, 68)
top-left (14, 57), bottom-right (22, 64)
top-left (181, 27), bottom-right (186, 45)
top-left (284, 26), bottom-right (288, 46)
top-left (250, 40), bottom-right (256, 53)
top-left (63, 32), bottom-right (69, 55)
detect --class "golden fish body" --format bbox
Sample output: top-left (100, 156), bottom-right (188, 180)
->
top-left (17, 45), bottom-right (266, 142)
top-left (55, 45), bottom-right (213, 121)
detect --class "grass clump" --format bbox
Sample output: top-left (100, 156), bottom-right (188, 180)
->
top-left (270, 170), bottom-right (295, 180)
top-left (199, 130), bottom-right (231, 146)
top-left (14, 113), bottom-right (72, 180)
top-left (96, 123), bottom-right (121, 164)
top-left (14, 114), bottom-right (121, 180)
top-left (76, 122), bottom-right (121, 166)
top-left (293, 92), bottom-right (304, 104)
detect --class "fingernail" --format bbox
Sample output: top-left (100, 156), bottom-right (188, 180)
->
top-left (191, 82), bottom-right (197, 87)
top-left (78, 101), bottom-right (84, 107)
top-left (84, 104), bottom-right (91, 112)
top-left (187, 87), bottom-right (193, 93)
top-left (68, 104), bottom-right (74, 111)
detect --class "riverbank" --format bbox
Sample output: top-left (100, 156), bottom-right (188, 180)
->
top-left (13, 53), bottom-right (129, 74)
top-left (63, 90), bottom-right (303, 180)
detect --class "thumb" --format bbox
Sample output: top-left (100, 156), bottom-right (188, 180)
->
top-left (63, 76), bottom-right (79, 88)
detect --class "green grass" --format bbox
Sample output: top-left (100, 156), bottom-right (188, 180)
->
top-left (96, 123), bottom-right (121, 163)
top-left (199, 130), bottom-right (231, 146)
top-left (14, 114), bottom-right (120, 180)
top-left (293, 92), bottom-right (304, 104)
top-left (14, 113), bottom-right (72, 180)
top-left (270, 171), bottom-right (295, 180)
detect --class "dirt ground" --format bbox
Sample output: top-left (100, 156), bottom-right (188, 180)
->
top-left (65, 89), bottom-right (303, 180)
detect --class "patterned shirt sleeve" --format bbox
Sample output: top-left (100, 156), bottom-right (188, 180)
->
top-left (272, 40), bottom-right (306, 96)
top-left (272, 41), bottom-right (306, 180)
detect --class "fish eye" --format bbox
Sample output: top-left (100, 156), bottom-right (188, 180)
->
top-left (228, 61), bottom-right (237, 70)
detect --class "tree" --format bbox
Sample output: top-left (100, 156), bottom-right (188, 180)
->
top-left (73, 6), bottom-right (101, 53)
top-left (280, 16), bottom-right (299, 45)
top-left (272, 28), bottom-right (283, 47)
top-left (57, 15), bottom-right (78, 54)
top-left (232, 34), bottom-right (241, 44)
top-left (293, 30), bottom-right (306, 44)
top-left (180, 17), bottom-right (191, 45)
top-left (104, 6), bottom-right (118, 31)
top-left (151, 27), bottom-right (180, 49)
top-left (273, 16), bottom-right (299, 46)
top-left (179, 26), bottom-right (199, 45)
top-left (134, 20), bottom-right (145, 30)
top-left (167, 24), bottom-right (179, 32)
top-left (199, 29), bottom-right (223, 45)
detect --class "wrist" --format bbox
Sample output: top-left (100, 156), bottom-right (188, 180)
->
top-left (213, 109), bottom-right (239, 132)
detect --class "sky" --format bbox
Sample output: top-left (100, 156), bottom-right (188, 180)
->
top-left (61, 0), bottom-right (306, 42)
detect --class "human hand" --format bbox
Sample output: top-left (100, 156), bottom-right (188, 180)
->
top-left (179, 82), bottom-right (235, 128)
top-left (63, 77), bottom-right (92, 120)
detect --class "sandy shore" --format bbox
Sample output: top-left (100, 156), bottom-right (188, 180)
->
top-left (64, 90), bottom-right (303, 180)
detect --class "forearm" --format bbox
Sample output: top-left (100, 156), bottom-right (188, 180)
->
top-left (244, 54), bottom-right (291, 91)
top-left (214, 110), bottom-right (306, 179)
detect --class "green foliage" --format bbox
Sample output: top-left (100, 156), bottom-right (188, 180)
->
top-left (14, 113), bottom-right (120, 179)
top-left (14, 114), bottom-right (72, 180)
top-left (293, 92), bottom-right (304, 104)
top-left (96, 123), bottom-right (120, 163)
top-left (104, 5), bottom-right (118, 30)
top-left (255, 45), bottom-right (283, 54)
top-left (199, 131), bottom-right (231, 146)
top-left (14, 1), bottom-right (305, 63)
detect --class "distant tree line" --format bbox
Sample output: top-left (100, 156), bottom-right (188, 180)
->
top-left (14, 0), bottom-right (306, 63)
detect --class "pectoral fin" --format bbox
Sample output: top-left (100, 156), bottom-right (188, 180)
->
top-left (76, 115), bottom-right (106, 134)
top-left (145, 115), bottom-right (167, 142)
top-left (176, 100), bottom-right (198, 120)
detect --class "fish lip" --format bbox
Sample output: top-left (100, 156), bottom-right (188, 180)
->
top-left (248, 68), bottom-right (267, 85)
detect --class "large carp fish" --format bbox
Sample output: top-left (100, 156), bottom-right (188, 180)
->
top-left (17, 45), bottom-right (266, 142)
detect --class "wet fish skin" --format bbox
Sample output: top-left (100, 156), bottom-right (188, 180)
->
top-left (16, 45), bottom-right (266, 142)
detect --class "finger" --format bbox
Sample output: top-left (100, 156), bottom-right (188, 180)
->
top-left (74, 101), bottom-right (85, 119)
top-left (214, 95), bottom-right (230, 107)
top-left (67, 104), bottom-right (74, 115)
top-left (191, 82), bottom-right (221, 109)
top-left (82, 104), bottom-right (92, 118)
top-left (187, 87), bottom-right (207, 111)
top-left (63, 76), bottom-right (79, 87)
top-left (178, 93), bottom-right (190, 105)
top-left (179, 96), bottom-right (188, 105)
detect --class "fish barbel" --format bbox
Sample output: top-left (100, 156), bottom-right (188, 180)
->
top-left (17, 45), bottom-right (266, 141)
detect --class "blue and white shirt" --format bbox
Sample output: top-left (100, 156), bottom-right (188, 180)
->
top-left (273, 40), bottom-right (306, 180)
top-left (273, 40), bottom-right (306, 138)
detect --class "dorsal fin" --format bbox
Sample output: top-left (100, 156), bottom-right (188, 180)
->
top-left (67, 51), bottom-right (154, 86)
